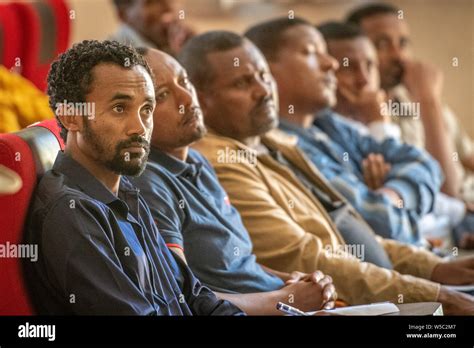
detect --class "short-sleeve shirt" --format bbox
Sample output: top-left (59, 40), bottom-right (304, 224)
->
top-left (131, 148), bottom-right (284, 294)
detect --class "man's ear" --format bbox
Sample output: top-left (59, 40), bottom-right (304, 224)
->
top-left (57, 106), bottom-right (85, 138)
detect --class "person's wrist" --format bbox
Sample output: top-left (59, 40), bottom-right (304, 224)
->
top-left (430, 262), bottom-right (445, 283)
top-left (413, 90), bottom-right (442, 104)
top-left (437, 286), bottom-right (469, 315)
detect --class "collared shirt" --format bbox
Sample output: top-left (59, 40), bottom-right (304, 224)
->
top-left (108, 24), bottom-right (158, 49)
top-left (131, 148), bottom-right (284, 294)
top-left (278, 111), bottom-right (443, 244)
top-left (24, 151), bottom-right (243, 315)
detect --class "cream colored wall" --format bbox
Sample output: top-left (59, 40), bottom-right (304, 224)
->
top-left (67, 0), bottom-right (473, 137)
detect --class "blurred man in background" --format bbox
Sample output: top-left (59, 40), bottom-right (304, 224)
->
top-left (347, 3), bottom-right (474, 203)
top-left (110, 0), bottom-right (194, 56)
top-left (318, 21), bottom-right (474, 249)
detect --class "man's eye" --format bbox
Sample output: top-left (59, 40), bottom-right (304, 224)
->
top-left (234, 78), bottom-right (249, 88)
top-left (142, 106), bottom-right (154, 115)
top-left (182, 77), bottom-right (191, 86)
top-left (156, 90), bottom-right (170, 102)
top-left (113, 105), bottom-right (124, 113)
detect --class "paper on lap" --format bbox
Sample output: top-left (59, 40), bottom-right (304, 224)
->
top-left (308, 302), bottom-right (400, 316)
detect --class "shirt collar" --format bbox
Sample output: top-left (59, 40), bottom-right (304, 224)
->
top-left (278, 117), bottom-right (305, 133)
top-left (115, 24), bottom-right (157, 49)
top-left (279, 116), bottom-right (330, 143)
top-left (148, 147), bottom-right (202, 181)
top-left (52, 151), bottom-right (139, 208)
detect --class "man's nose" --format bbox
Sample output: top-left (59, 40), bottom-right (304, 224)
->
top-left (320, 52), bottom-right (339, 72)
top-left (127, 112), bottom-right (147, 136)
top-left (176, 85), bottom-right (194, 111)
top-left (252, 75), bottom-right (271, 100)
top-left (356, 68), bottom-right (369, 88)
top-left (388, 43), bottom-right (405, 62)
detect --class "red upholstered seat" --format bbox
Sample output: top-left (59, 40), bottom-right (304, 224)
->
top-left (0, 3), bottom-right (22, 70)
top-left (0, 119), bottom-right (63, 315)
top-left (9, 0), bottom-right (70, 91)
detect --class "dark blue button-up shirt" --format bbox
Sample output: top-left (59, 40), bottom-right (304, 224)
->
top-left (131, 148), bottom-right (284, 294)
top-left (24, 151), bottom-right (243, 315)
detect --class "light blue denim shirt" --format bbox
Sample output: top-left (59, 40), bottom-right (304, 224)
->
top-left (278, 109), bottom-right (443, 245)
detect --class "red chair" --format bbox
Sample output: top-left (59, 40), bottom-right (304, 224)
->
top-left (0, 3), bottom-right (22, 69)
top-left (0, 119), bottom-right (63, 315)
top-left (10, 0), bottom-right (71, 91)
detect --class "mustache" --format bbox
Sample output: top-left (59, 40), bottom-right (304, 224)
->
top-left (117, 135), bottom-right (150, 151)
top-left (182, 106), bottom-right (203, 125)
top-left (252, 96), bottom-right (274, 113)
top-left (323, 72), bottom-right (337, 85)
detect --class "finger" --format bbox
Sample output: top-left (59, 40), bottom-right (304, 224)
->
top-left (290, 271), bottom-right (304, 280)
top-left (318, 275), bottom-right (333, 289)
top-left (323, 284), bottom-right (336, 302)
top-left (324, 301), bottom-right (336, 310)
top-left (369, 155), bottom-right (381, 188)
top-left (366, 154), bottom-right (379, 189)
top-left (371, 153), bottom-right (384, 184)
top-left (363, 157), bottom-right (375, 189)
top-left (309, 270), bottom-right (325, 283)
top-left (373, 154), bottom-right (386, 188)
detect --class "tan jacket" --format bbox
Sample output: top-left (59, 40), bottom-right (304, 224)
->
top-left (193, 129), bottom-right (443, 305)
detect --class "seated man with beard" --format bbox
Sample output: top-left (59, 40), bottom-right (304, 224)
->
top-left (130, 47), bottom-right (337, 315)
top-left (23, 40), bottom-right (243, 316)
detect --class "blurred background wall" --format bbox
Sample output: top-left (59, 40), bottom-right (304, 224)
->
top-left (68, 0), bottom-right (473, 137)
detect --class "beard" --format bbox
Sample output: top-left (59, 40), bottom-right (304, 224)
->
top-left (181, 107), bottom-right (207, 145)
top-left (83, 121), bottom-right (150, 177)
top-left (382, 61), bottom-right (404, 90)
top-left (249, 96), bottom-right (278, 135)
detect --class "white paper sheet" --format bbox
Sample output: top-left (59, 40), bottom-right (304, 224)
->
top-left (445, 284), bottom-right (474, 292)
top-left (308, 302), bottom-right (400, 316)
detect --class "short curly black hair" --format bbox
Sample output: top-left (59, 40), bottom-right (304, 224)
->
top-left (47, 40), bottom-right (154, 142)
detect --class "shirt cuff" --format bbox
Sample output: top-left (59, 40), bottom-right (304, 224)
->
top-left (160, 233), bottom-right (184, 251)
